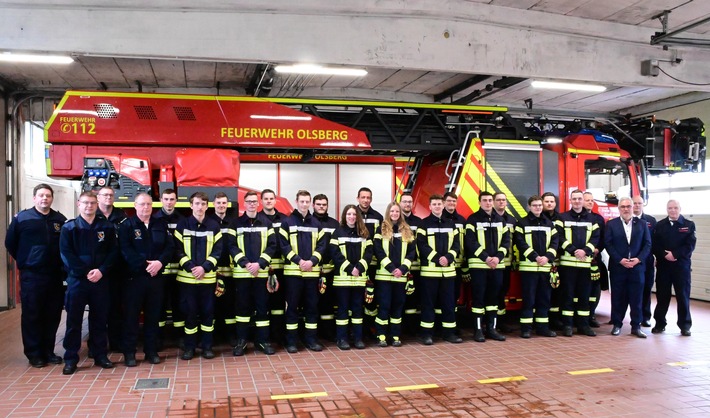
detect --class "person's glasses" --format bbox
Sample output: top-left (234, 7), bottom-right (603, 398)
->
top-left (98, 193), bottom-right (114, 197)
top-left (79, 201), bottom-right (97, 205)
top-left (619, 205), bottom-right (632, 209)
top-left (244, 200), bottom-right (259, 205)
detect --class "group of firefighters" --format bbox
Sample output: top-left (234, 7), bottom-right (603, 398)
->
top-left (6, 182), bottom-right (696, 375)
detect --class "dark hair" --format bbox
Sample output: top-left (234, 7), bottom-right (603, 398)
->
top-left (161, 188), bottom-right (176, 197)
top-left (443, 192), bottom-right (457, 200)
top-left (33, 183), bottom-right (54, 197)
top-left (296, 189), bottom-right (311, 199)
top-left (189, 191), bottom-right (209, 204)
top-left (313, 193), bottom-right (328, 203)
top-left (357, 187), bottom-right (372, 198)
top-left (570, 189), bottom-right (584, 197)
top-left (429, 194), bottom-right (443, 203)
top-left (340, 204), bottom-right (369, 239)
top-left (400, 192), bottom-right (413, 200)
top-left (479, 191), bottom-right (493, 202)
top-left (214, 191), bottom-right (228, 200)
top-left (494, 192), bottom-right (507, 200)
top-left (528, 195), bottom-right (542, 205)
top-left (261, 188), bottom-right (276, 198)
top-left (244, 191), bottom-right (258, 199)
top-left (541, 192), bottom-right (556, 199)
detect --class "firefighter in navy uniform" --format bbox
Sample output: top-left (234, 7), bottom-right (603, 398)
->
top-left (229, 191), bottom-right (278, 356)
top-left (356, 187), bottom-right (384, 334)
top-left (312, 194), bottom-right (340, 341)
top-left (652, 199), bottom-right (697, 336)
top-left (443, 192), bottom-right (468, 330)
top-left (279, 190), bottom-right (328, 353)
top-left (555, 189), bottom-right (600, 337)
top-left (60, 191), bottom-right (118, 375)
top-left (541, 192), bottom-right (563, 329)
top-left (174, 192), bottom-right (224, 360)
top-left (514, 195), bottom-right (559, 338)
top-left (260, 189), bottom-right (287, 345)
top-left (465, 191), bottom-right (509, 342)
top-left (493, 192), bottom-right (517, 332)
top-left (5, 184), bottom-right (67, 368)
top-left (583, 191), bottom-right (607, 328)
top-left (118, 193), bottom-right (174, 366)
top-left (373, 202), bottom-right (417, 347)
top-left (400, 193), bottom-right (422, 334)
top-left (329, 205), bottom-right (374, 350)
top-left (152, 189), bottom-right (185, 346)
top-left (209, 192), bottom-right (238, 346)
top-left (95, 186), bottom-right (127, 352)
top-left (417, 194), bottom-right (462, 345)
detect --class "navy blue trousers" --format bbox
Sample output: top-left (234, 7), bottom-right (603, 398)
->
top-left (122, 274), bottom-right (164, 355)
top-left (284, 276), bottom-right (319, 344)
top-left (179, 282), bottom-right (215, 350)
top-left (519, 272), bottom-right (552, 332)
top-left (63, 275), bottom-right (110, 364)
top-left (559, 266), bottom-right (591, 328)
top-left (375, 280), bottom-right (406, 339)
top-left (20, 271), bottom-right (64, 361)
top-left (609, 267), bottom-right (644, 329)
top-left (235, 278), bottom-right (270, 343)
top-left (641, 255), bottom-right (656, 322)
top-left (335, 286), bottom-right (364, 341)
top-left (654, 261), bottom-right (692, 330)
top-left (419, 277), bottom-right (456, 337)
top-left (470, 269), bottom-right (503, 326)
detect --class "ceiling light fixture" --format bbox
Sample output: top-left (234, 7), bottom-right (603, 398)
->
top-left (531, 81), bottom-right (606, 92)
top-left (0, 52), bottom-right (74, 64)
top-left (274, 64), bottom-right (367, 76)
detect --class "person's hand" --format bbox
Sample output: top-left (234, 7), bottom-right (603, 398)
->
top-left (299, 260), bottom-right (314, 272)
top-left (574, 249), bottom-right (587, 260)
top-left (664, 250), bottom-right (676, 262)
top-left (191, 266), bottom-right (205, 280)
top-left (87, 269), bottom-right (103, 283)
top-left (438, 256), bottom-right (449, 267)
top-left (246, 262), bottom-right (260, 277)
top-left (146, 260), bottom-right (163, 277)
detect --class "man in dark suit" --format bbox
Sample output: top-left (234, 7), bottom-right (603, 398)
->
top-left (605, 197), bottom-right (652, 338)
top-left (632, 195), bottom-right (657, 327)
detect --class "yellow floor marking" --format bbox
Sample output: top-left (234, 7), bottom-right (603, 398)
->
top-left (667, 361), bottom-right (708, 366)
top-left (385, 384), bottom-right (439, 392)
top-left (477, 376), bottom-right (527, 384)
top-left (567, 368), bottom-right (614, 375)
top-left (270, 391), bottom-right (328, 400)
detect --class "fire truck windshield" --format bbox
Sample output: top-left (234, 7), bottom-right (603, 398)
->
top-left (584, 158), bottom-right (631, 205)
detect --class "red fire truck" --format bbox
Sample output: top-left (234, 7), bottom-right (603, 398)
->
top-left (44, 90), bottom-right (706, 308)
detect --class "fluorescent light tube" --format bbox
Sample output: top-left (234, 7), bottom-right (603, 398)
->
top-left (531, 81), bottom-right (606, 92)
top-left (274, 64), bottom-right (366, 76)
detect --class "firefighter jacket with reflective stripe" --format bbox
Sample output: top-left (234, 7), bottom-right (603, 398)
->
top-left (279, 210), bottom-right (327, 278)
top-left (417, 214), bottom-right (459, 278)
top-left (6, 207), bottom-right (66, 274)
top-left (118, 216), bottom-right (174, 278)
top-left (403, 213), bottom-right (422, 271)
top-left (174, 215), bottom-right (223, 284)
top-left (373, 224), bottom-right (417, 282)
top-left (60, 215), bottom-right (118, 278)
top-left (152, 208), bottom-right (184, 274)
top-left (555, 209), bottom-right (600, 268)
top-left (514, 212), bottom-right (558, 273)
top-left (209, 212), bottom-right (237, 277)
top-left (261, 209), bottom-right (285, 270)
top-left (329, 225), bottom-right (373, 286)
top-left (229, 212), bottom-right (277, 279)
top-left (444, 210), bottom-right (467, 269)
top-left (314, 213), bottom-right (339, 274)
top-left (465, 209), bottom-right (510, 270)
top-left (497, 210), bottom-right (517, 267)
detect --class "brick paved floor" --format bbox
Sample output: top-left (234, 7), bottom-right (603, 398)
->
top-left (1, 294), bottom-right (709, 417)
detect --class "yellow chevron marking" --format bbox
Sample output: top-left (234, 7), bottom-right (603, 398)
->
top-left (385, 384), bottom-right (439, 392)
top-left (270, 392), bottom-right (328, 400)
top-left (567, 368), bottom-right (614, 375)
top-left (477, 375), bottom-right (527, 384)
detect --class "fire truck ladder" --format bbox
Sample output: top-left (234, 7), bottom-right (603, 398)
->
top-left (402, 157), bottom-right (424, 194)
top-left (444, 129), bottom-right (480, 192)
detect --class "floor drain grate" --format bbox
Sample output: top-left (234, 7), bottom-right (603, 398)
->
top-left (134, 378), bottom-right (170, 390)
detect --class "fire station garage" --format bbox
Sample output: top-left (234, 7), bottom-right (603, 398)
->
top-left (0, 1), bottom-right (709, 416)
